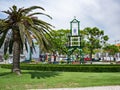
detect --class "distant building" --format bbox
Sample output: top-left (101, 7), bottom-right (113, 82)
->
top-left (115, 43), bottom-right (120, 47)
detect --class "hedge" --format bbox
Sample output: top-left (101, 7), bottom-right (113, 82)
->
top-left (1, 64), bottom-right (120, 72)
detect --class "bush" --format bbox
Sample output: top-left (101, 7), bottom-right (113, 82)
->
top-left (1, 64), bottom-right (120, 72)
top-left (1, 64), bottom-right (12, 69)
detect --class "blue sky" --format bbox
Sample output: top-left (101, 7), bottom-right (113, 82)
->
top-left (0, 0), bottom-right (120, 44)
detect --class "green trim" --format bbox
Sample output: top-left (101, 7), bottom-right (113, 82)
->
top-left (70, 18), bottom-right (80, 36)
top-left (70, 18), bottom-right (79, 23)
top-left (70, 22), bottom-right (72, 35)
top-left (67, 18), bottom-right (84, 64)
top-left (78, 21), bottom-right (80, 35)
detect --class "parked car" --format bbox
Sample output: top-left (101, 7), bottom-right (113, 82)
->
top-left (84, 57), bottom-right (100, 61)
top-left (84, 57), bottom-right (91, 61)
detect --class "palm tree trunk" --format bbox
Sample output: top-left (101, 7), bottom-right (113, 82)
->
top-left (12, 31), bottom-right (21, 75)
top-left (12, 41), bottom-right (21, 74)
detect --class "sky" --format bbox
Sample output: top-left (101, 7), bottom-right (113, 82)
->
top-left (0, 0), bottom-right (120, 44)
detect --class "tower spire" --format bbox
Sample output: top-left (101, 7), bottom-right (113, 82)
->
top-left (74, 16), bottom-right (76, 19)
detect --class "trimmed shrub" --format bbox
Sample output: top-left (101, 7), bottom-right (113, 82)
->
top-left (1, 64), bottom-right (120, 72)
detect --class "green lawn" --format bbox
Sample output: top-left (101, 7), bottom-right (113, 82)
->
top-left (0, 67), bottom-right (120, 90)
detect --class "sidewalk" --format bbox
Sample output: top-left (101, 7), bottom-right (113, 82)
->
top-left (30, 86), bottom-right (120, 90)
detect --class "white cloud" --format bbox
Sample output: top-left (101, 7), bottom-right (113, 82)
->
top-left (0, 0), bottom-right (120, 43)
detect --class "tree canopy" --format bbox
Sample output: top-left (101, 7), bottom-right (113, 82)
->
top-left (82, 27), bottom-right (109, 63)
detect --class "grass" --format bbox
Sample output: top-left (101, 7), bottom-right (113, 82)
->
top-left (0, 67), bottom-right (120, 90)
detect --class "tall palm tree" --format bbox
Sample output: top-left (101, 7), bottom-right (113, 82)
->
top-left (0, 5), bottom-right (53, 75)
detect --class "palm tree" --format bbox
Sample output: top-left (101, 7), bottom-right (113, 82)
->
top-left (0, 5), bottom-right (53, 75)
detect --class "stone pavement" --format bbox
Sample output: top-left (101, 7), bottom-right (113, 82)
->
top-left (30, 86), bottom-right (120, 90)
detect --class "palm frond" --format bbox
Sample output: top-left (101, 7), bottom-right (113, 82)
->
top-left (24, 29), bottom-right (33, 47)
top-left (30, 27), bottom-right (49, 51)
top-left (32, 19), bottom-right (53, 35)
top-left (32, 40), bottom-right (36, 53)
top-left (41, 37), bottom-right (51, 52)
top-left (4, 40), bottom-right (9, 55)
top-left (25, 41), bottom-right (28, 52)
top-left (2, 10), bottom-right (12, 15)
top-left (32, 25), bottom-right (52, 38)
top-left (18, 7), bottom-right (24, 12)
top-left (31, 28), bottom-right (44, 44)
top-left (20, 40), bottom-right (24, 54)
top-left (30, 46), bottom-right (33, 54)
top-left (28, 12), bottom-right (52, 19)
top-left (21, 6), bottom-right (45, 14)
top-left (22, 16), bottom-right (34, 26)
top-left (12, 5), bottom-right (17, 11)
top-left (33, 19), bottom-right (53, 27)
top-left (0, 30), bottom-right (8, 48)
top-left (18, 22), bottom-right (25, 44)
top-left (9, 38), bottom-right (13, 54)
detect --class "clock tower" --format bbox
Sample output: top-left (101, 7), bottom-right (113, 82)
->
top-left (67, 17), bottom-right (84, 64)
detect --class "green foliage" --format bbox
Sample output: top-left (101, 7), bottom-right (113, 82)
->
top-left (1, 64), bottom-right (120, 72)
top-left (3, 53), bottom-right (9, 60)
top-left (0, 5), bottom-right (53, 54)
top-left (83, 27), bottom-right (109, 60)
top-left (47, 29), bottom-right (70, 54)
top-left (47, 29), bottom-right (86, 55)
top-left (0, 5), bottom-right (53, 73)
top-left (103, 44), bottom-right (120, 56)
top-left (45, 27), bottom-right (109, 59)
top-left (1, 67), bottom-right (120, 89)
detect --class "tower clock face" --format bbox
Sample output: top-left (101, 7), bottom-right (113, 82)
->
top-left (72, 23), bottom-right (78, 36)
top-left (73, 29), bottom-right (77, 34)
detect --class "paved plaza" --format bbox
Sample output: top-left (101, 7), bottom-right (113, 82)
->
top-left (31, 86), bottom-right (120, 90)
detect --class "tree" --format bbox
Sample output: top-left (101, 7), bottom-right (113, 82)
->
top-left (47, 29), bottom-right (87, 63)
top-left (48, 29), bottom-right (70, 55)
top-left (3, 53), bottom-right (9, 64)
top-left (0, 5), bottom-right (52, 75)
top-left (83, 27), bottom-right (109, 64)
top-left (103, 44), bottom-right (120, 63)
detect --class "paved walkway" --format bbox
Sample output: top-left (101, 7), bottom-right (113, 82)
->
top-left (30, 86), bottom-right (120, 90)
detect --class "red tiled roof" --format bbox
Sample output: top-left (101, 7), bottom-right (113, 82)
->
top-left (116, 43), bottom-right (120, 46)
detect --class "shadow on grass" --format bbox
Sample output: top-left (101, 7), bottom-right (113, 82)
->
top-left (22, 71), bottom-right (60, 79)
top-left (0, 72), bottom-right (12, 76)
top-left (0, 67), bottom-right (12, 76)
top-left (0, 67), bottom-right (60, 78)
